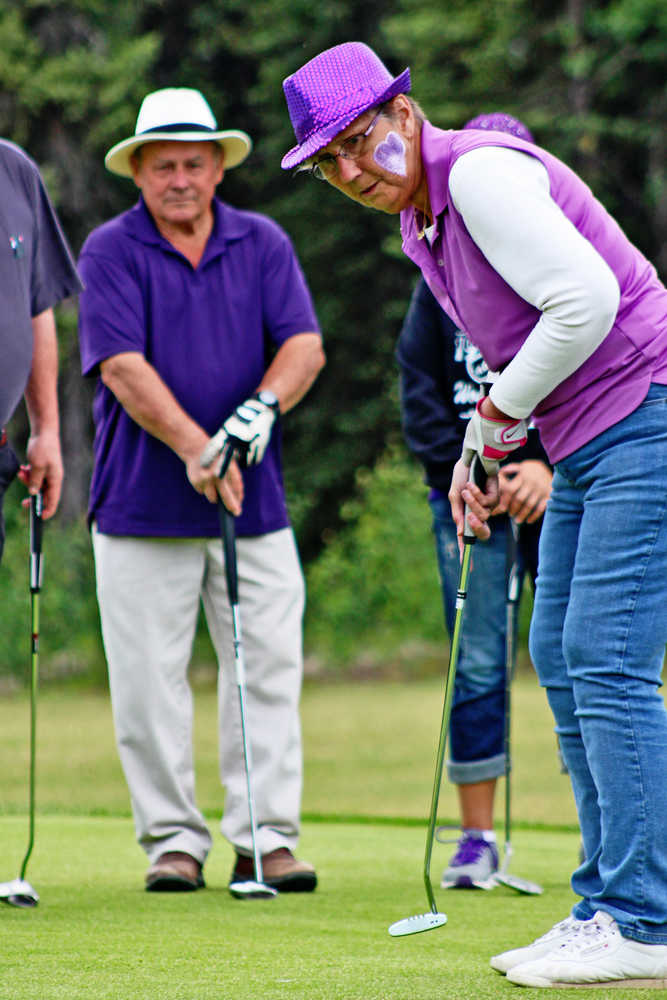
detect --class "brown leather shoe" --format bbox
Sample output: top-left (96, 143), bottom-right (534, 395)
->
top-left (231, 847), bottom-right (317, 893)
top-left (145, 851), bottom-right (205, 892)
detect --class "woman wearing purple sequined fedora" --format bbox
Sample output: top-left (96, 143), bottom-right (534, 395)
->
top-left (281, 42), bottom-right (667, 989)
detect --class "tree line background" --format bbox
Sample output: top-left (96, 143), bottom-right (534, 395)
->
top-left (0, 0), bottom-right (665, 684)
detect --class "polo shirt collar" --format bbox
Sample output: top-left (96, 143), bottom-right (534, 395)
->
top-left (401, 121), bottom-right (454, 246)
top-left (122, 196), bottom-right (252, 259)
top-left (421, 120), bottom-right (454, 221)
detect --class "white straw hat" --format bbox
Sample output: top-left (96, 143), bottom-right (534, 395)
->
top-left (104, 87), bottom-right (252, 177)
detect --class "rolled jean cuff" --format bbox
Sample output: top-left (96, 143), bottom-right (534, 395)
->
top-left (447, 752), bottom-right (506, 784)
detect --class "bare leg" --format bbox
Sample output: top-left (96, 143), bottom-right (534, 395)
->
top-left (441, 778), bottom-right (499, 888)
top-left (458, 778), bottom-right (497, 830)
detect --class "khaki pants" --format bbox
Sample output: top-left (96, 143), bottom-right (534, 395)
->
top-left (92, 526), bottom-right (305, 865)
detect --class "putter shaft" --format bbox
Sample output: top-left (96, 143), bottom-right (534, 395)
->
top-left (20, 587), bottom-right (39, 881)
top-left (388, 459), bottom-right (486, 936)
top-left (219, 501), bottom-right (276, 899)
top-left (422, 457), bottom-right (486, 911)
top-left (423, 540), bottom-right (473, 913)
top-left (495, 517), bottom-right (543, 895)
top-left (23, 493), bottom-right (42, 881)
top-left (2, 493), bottom-right (43, 908)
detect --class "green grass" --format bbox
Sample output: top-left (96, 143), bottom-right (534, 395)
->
top-left (1, 677), bottom-right (662, 999)
top-left (1, 674), bottom-right (578, 827)
top-left (1, 818), bottom-right (660, 1000)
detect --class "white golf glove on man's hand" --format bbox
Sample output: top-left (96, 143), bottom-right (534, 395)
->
top-left (461, 398), bottom-right (528, 477)
top-left (223, 397), bottom-right (277, 465)
top-left (201, 394), bottom-right (279, 470)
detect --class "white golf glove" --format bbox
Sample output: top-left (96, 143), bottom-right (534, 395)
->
top-left (201, 395), bottom-right (278, 470)
top-left (461, 399), bottom-right (528, 478)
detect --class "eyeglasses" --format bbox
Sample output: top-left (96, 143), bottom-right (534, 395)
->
top-left (300, 109), bottom-right (384, 181)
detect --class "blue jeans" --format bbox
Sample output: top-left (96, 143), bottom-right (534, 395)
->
top-left (430, 496), bottom-right (518, 784)
top-left (0, 439), bottom-right (19, 565)
top-left (529, 384), bottom-right (667, 944)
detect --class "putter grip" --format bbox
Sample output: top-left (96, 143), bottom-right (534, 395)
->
top-left (506, 517), bottom-right (521, 604)
top-left (220, 504), bottom-right (238, 606)
top-left (201, 428), bottom-right (225, 469)
top-left (29, 492), bottom-right (43, 593)
top-left (463, 456), bottom-right (488, 542)
top-left (201, 431), bottom-right (242, 473)
top-left (471, 455), bottom-right (488, 490)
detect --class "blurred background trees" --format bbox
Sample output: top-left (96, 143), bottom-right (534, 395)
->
top-left (0, 0), bottom-right (664, 683)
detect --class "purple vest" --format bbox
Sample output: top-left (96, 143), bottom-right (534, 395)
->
top-left (401, 122), bottom-right (667, 462)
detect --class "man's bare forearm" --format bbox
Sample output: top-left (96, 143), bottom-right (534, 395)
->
top-left (24, 308), bottom-right (60, 435)
top-left (256, 333), bottom-right (325, 413)
top-left (21, 308), bottom-right (63, 516)
top-left (100, 351), bottom-right (208, 462)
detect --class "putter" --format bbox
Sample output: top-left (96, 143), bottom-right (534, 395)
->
top-left (0, 492), bottom-right (43, 909)
top-left (214, 443), bottom-right (277, 900)
top-left (492, 516), bottom-right (543, 896)
top-left (389, 458), bottom-right (486, 936)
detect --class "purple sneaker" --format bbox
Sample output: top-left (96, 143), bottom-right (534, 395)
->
top-left (441, 832), bottom-right (498, 889)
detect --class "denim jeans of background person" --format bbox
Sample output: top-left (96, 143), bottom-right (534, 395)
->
top-left (0, 436), bottom-right (20, 563)
top-left (398, 270), bottom-right (551, 892)
top-left (78, 87), bottom-right (325, 895)
top-left (280, 41), bottom-right (667, 987)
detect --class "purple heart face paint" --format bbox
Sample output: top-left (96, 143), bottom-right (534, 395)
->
top-left (373, 131), bottom-right (407, 176)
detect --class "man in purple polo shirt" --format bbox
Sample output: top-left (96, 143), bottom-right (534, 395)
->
top-left (78, 87), bottom-right (325, 894)
top-left (280, 43), bottom-right (667, 988)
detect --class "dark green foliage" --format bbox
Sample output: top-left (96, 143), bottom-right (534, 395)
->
top-left (304, 445), bottom-right (446, 671)
top-left (303, 444), bottom-right (535, 676)
top-left (0, 481), bottom-right (106, 687)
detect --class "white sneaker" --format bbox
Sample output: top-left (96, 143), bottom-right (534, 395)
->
top-left (507, 910), bottom-right (667, 988)
top-left (490, 914), bottom-right (583, 974)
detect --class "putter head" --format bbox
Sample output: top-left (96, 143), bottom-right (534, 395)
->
top-left (229, 879), bottom-right (278, 900)
top-left (494, 871), bottom-right (543, 895)
top-left (388, 911), bottom-right (447, 937)
top-left (0, 878), bottom-right (39, 908)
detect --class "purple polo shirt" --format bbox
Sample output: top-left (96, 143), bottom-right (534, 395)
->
top-left (401, 122), bottom-right (667, 462)
top-left (78, 197), bottom-right (320, 537)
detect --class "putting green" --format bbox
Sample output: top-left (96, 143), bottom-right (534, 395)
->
top-left (0, 816), bottom-right (594, 1000)
top-left (2, 678), bottom-right (659, 997)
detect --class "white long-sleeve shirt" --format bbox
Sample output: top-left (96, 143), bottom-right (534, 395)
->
top-left (448, 146), bottom-right (620, 418)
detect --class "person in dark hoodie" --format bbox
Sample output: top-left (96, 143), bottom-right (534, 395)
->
top-left (397, 137), bottom-right (552, 887)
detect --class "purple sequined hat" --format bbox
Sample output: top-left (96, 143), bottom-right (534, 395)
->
top-left (281, 42), bottom-right (410, 170)
top-left (464, 111), bottom-right (534, 143)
